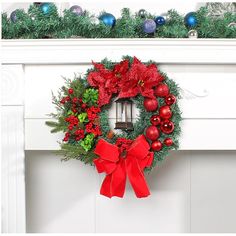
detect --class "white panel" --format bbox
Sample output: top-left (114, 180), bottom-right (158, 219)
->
top-left (25, 119), bottom-right (236, 151)
top-left (25, 119), bottom-right (63, 150)
top-left (160, 64), bottom-right (236, 118)
top-left (25, 151), bottom-right (96, 233)
top-left (25, 64), bottom-right (236, 119)
top-left (1, 106), bottom-right (25, 233)
top-left (180, 119), bottom-right (236, 150)
top-left (1, 65), bottom-right (24, 105)
top-left (191, 151), bottom-right (236, 233)
top-left (96, 152), bottom-right (190, 233)
top-left (24, 64), bottom-right (91, 119)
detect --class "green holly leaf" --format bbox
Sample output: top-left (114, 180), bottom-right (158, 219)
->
top-left (82, 88), bottom-right (98, 106)
top-left (80, 133), bottom-right (95, 152)
top-left (78, 113), bottom-right (88, 123)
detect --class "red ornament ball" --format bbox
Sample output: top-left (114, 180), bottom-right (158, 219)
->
top-left (68, 88), bottom-right (74, 94)
top-left (159, 105), bottom-right (172, 119)
top-left (161, 120), bottom-right (175, 134)
top-left (164, 138), bottom-right (173, 146)
top-left (155, 83), bottom-right (169, 97)
top-left (144, 98), bottom-right (158, 112)
top-left (145, 125), bottom-right (160, 141)
top-left (165, 94), bottom-right (176, 106)
top-left (150, 115), bottom-right (161, 126)
top-left (151, 140), bottom-right (163, 151)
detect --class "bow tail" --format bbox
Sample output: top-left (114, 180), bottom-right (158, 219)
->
top-left (100, 160), bottom-right (126, 198)
top-left (125, 157), bottom-right (150, 198)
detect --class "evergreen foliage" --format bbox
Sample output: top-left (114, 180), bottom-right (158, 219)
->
top-left (2, 4), bottom-right (236, 39)
top-left (46, 56), bottom-right (182, 172)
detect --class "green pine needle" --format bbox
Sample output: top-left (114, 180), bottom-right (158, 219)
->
top-left (2, 4), bottom-right (236, 39)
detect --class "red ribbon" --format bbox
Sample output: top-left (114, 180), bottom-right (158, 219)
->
top-left (93, 135), bottom-right (154, 198)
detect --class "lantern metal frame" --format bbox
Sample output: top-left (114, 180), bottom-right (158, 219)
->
top-left (114, 98), bottom-right (134, 131)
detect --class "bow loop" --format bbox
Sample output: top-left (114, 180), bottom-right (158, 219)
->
top-left (94, 139), bottom-right (119, 162)
top-left (127, 135), bottom-right (150, 160)
top-left (93, 135), bottom-right (154, 198)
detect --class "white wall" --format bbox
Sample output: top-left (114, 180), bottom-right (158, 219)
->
top-left (25, 150), bottom-right (236, 233)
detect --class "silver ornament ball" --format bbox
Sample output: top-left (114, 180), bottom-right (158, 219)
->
top-left (138, 9), bottom-right (147, 18)
top-left (161, 13), bottom-right (170, 22)
top-left (228, 22), bottom-right (236, 28)
top-left (188, 29), bottom-right (198, 38)
top-left (91, 16), bottom-right (100, 25)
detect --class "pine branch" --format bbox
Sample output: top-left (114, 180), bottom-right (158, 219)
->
top-left (2, 4), bottom-right (236, 39)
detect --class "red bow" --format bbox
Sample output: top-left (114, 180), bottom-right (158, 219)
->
top-left (93, 135), bottom-right (154, 198)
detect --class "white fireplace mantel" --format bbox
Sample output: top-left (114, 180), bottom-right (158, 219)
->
top-left (1, 39), bottom-right (236, 233)
top-left (2, 38), bottom-right (236, 64)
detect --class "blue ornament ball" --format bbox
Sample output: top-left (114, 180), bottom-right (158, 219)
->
top-left (10, 10), bottom-right (17, 23)
top-left (155, 16), bottom-right (165, 26)
top-left (143, 19), bottom-right (156, 34)
top-left (40, 3), bottom-right (52, 15)
top-left (184, 12), bottom-right (197, 27)
top-left (99, 13), bottom-right (116, 27)
top-left (70, 5), bottom-right (83, 16)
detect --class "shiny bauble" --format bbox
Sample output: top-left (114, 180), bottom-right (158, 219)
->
top-left (40, 3), bottom-right (52, 15)
top-left (164, 138), bottom-right (173, 146)
top-left (33, 2), bottom-right (42, 6)
top-left (184, 12), bottom-right (198, 27)
top-left (188, 29), bottom-right (198, 38)
top-left (143, 19), bottom-right (156, 34)
top-left (165, 94), bottom-right (176, 106)
top-left (10, 10), bottom-right (17, 23)
top-left (161, 120), bottom-right (175, 134)
top-left (99, 13), bottom-right (116, 27)
top-left (151, 140), bottom-right (163, 151)
top-left (145, 125), bottom-right (160, 141)
top-left (138, 9), bottom-right (147, 18)
top-left (155, 83), bottom-right (169, 97)
top-left (228, 22), bottom-right (236, 28)
top-left (161, 13), bottom-right (170, 22)
top-left (144, 98), bottom-right (158, 112)
top-left (70, 5), bottom-right (83, 16)
top-left (155, 16), bottom-right (165, 26)
top-left (150, 115), bottom-right (161, 126)
top-left (90, 16), bottom-right (100, 25)
top-left (159, 105), bottom-right (172, 119)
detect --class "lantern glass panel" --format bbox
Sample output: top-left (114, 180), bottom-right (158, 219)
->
top-left (116, 102), bottom-right (123, 122)
top-left (126, 102), bottom-right (132, 122)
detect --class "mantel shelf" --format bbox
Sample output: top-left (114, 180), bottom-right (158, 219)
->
top-left (2, 39), bottom-right (236, 64)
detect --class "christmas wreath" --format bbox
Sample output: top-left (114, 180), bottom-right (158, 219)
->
top-left (46, 56), bottom-right (181, 198)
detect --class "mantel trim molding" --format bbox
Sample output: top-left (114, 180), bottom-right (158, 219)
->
top-left (2, 39), bottom-right (236, 64)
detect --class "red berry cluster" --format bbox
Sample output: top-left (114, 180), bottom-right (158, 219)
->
top-left (144, 83), bottom-right (176, 152)
top-left (116, 138), bottom-right (133, 155)
top-left (61, 88), bottom-right (102, 143)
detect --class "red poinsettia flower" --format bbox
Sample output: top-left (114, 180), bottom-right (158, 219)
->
top-left (87, 59), bottom-right (129, 106)
top-left (118, 57), bottom-right (163, 99)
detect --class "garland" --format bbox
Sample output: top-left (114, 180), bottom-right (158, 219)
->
top-left (2, 3), bottom-right (236, 39)
top-left (46, 56), bottom-right (181, 198)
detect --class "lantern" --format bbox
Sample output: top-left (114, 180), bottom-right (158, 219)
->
top-left (115, 98), bottom-right (134, 131)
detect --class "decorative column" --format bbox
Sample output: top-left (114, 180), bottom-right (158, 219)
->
top-left (1, 65), bottom-right (26, 233)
